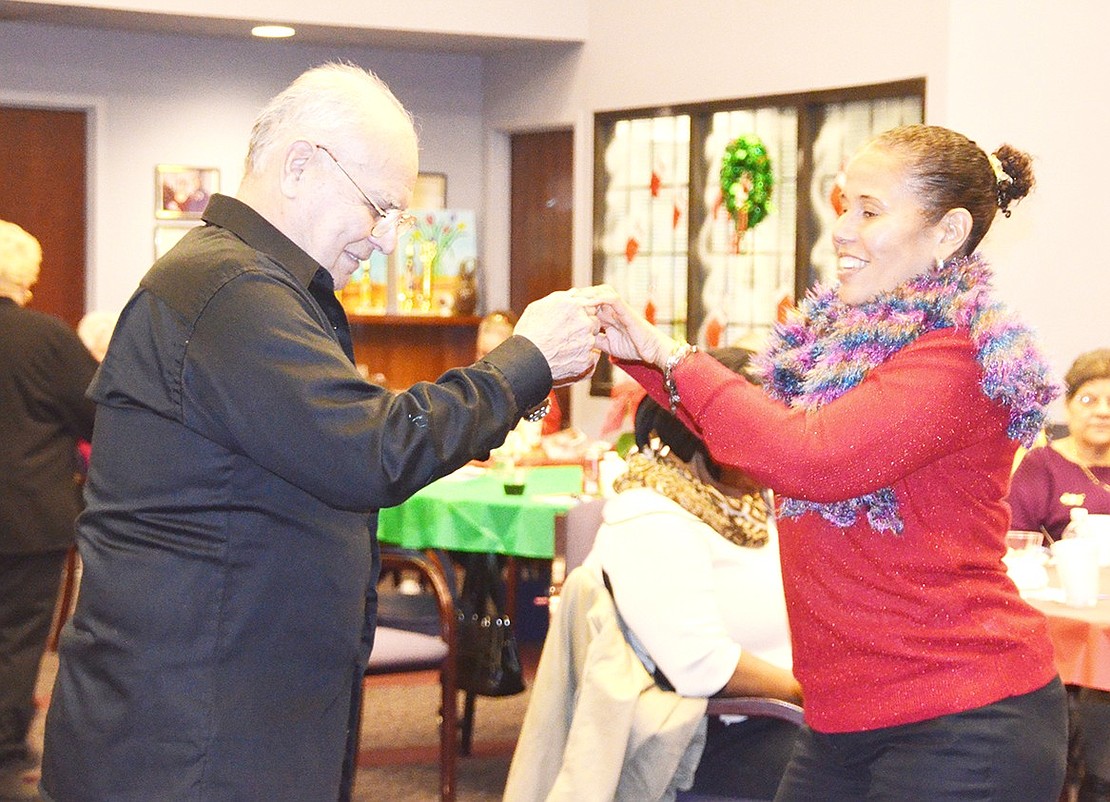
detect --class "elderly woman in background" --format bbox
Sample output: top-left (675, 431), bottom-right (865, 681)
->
top-left (0, 220), bottom-right (98, 800)
top-left (1010, 349), bottom-right (1110, 539)
top-left (1009, 348), bottom-right (1110, 802)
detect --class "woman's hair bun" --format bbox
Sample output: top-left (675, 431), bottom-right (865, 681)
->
top-left (993, 144), bottom-right (1035, 217)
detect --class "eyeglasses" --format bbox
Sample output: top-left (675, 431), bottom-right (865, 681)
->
top-left (1075, 393), bottom-right (1110, 410)
top-left (315, 144), bottom-right (416, 239)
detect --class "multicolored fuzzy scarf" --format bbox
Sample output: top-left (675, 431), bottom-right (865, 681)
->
top-left (755, 253), bottom-right (1058, 534)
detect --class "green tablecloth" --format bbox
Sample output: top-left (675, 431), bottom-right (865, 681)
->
top-left (377, 464), bottom-right (583, 558)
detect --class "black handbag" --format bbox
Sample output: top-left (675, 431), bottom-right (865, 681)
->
top-left (455, 552), bottom-right (525, 697)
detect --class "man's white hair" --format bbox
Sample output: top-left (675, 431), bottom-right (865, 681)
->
top-left (244, 61), bottom-right (415, 174)
top-left (0, 219), bottom-right (42, 291)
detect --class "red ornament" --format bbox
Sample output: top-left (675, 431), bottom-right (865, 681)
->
top-left (625, 237), bottom-right (639, 264)
top-left (673, 203), bottom-right (681, 229)
top-left (650, 171), bottom-right (662, 198)
top-left (704, 315), bottom-right (723, 348)
top-left (830, 170), bottom-right (847, 216)
top-left (777, 294), bottom-right (795, 323)
top-left (644, 298), bottom-right (656, 325)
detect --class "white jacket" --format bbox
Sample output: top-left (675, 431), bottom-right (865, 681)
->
top-left (503, 566), bottom-right (707, 802)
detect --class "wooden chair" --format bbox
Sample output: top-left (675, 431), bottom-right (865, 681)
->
top-left (48, 544), bottom-right (80, 651)
top-left (355, 547), bottom-right (459, 802)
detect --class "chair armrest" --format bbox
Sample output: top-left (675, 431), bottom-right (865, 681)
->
top-left (706, 696), bottom-right (804, 726)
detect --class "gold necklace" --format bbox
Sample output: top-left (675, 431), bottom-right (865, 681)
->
top-left (1077, 460), bottom-right (1110, 494)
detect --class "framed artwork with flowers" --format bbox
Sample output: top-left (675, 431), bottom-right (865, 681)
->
top-left (336, 160), bottom-right (476, 319)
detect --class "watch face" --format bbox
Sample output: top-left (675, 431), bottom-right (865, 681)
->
top-left (523, 398), bottom-right (551, 422)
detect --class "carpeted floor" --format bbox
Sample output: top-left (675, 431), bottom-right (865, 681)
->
top-left (31, 645), bottom-right (540, 801)
top-left (355, 668), bottom-right (534, 801)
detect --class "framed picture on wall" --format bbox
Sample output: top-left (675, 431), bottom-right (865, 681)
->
top-left (413, 172), bottom-right (447, 210)
top-left (155, 165), bottom-right (219, 219)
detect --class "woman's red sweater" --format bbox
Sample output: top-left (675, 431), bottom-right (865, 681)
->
top-left (619, 328), bottom-right (1057, 732)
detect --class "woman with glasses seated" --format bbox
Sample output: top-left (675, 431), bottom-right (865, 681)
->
top-left (1010, 349), bottom-right (1110, 540)
top-left (1009, 348), bottom-right (1110, 802)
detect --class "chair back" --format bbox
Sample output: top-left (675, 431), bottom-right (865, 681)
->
top-left (565, 496), bottom-right (607, 573)
top-left (376, 547), bottom-right (458, 637)
top-left (550, 496), bottom-right (607, 605)
top-left (359, 546), bottom-right (458, 802)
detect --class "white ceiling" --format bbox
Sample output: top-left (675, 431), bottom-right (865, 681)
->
top-left (0, 0), bottom-right (578, 52)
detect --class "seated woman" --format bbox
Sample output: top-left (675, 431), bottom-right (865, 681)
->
top-left (1010, 348), bottom-right (1110, 539)
top-left (585, 346), bottom-right (800, 800)
top-left (506, 348), bottom-right (798, 801)
top-left (1009, 348), bottom-right (1110, 801)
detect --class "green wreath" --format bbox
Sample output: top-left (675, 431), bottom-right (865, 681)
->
top-left (720, 135), bottom-right (774, 231)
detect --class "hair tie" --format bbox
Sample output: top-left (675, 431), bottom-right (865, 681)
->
top-left (988, 153), bottom-right (1013, 186)
top-left (988, 153), bottom-right (1014, 216)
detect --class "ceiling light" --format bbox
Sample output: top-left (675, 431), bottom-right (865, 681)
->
top-left (251, 25), bottom-right (296, 39)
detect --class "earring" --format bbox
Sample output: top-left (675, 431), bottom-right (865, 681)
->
top-left (936, 256), bottom-right (946, 271)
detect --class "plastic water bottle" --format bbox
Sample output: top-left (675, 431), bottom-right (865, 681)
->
top-left (1063, 506), bottom-right (1110, 565)
top-left (1062, 507), bottom-right (1090, 540)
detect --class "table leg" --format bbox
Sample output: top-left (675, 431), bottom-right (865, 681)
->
top-left (504, 555), bottom-right (517, 625)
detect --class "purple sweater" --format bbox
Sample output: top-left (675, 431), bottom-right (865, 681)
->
top-left (1008, 444), bottom-right (1110, 539)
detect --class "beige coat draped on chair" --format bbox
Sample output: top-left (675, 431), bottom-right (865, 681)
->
top-left (504, 567), bottom-right (707, 802)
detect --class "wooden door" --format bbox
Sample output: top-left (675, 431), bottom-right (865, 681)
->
top-left (510, 129), bottom-right (573, 423)
top-left (0, 106), bottom-right (87, 328)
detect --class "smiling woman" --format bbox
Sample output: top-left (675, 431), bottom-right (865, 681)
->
top-left (831, 145), bottom-right (955, 305)
top-left (831, 127), bottom-right (1033, 307)
top-left (587, 123), bottom-right (1068, 801)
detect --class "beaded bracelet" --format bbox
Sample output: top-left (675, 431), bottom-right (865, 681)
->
top-left (663, 342), bottom-right (698, 412)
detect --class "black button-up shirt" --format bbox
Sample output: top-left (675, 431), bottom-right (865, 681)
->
top-left (43, 194), bottom-right (551, 801)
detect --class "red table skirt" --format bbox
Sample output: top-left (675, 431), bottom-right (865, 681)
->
top-left (1026, 567), bottom-right (1110, 692)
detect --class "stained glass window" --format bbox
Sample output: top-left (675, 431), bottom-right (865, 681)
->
top-left (591, 80), bottom-right (924, 395)
top-left (597, 114), bottom-right (691, 341)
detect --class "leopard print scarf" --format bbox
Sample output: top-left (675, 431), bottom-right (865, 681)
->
top-left (613, 447), bottom-right (770, 548)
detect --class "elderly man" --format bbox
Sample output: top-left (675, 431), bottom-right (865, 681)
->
top-left (0, 221), bottom-right (97, 802)
top-left (41, 63), bottom-right (599, 802)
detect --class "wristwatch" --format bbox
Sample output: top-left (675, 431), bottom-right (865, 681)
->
top-left (522, 397), bottom-right (551, 422)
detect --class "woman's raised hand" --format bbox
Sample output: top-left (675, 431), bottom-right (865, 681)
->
top-left (574, 285), bottom-right (680, 370)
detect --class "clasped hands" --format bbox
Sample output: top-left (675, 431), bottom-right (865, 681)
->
top-left (513, 284), bottom-right (683, 386)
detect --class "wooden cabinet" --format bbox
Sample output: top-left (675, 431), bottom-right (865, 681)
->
top-left (348, 314), bottom-right (480, 390)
